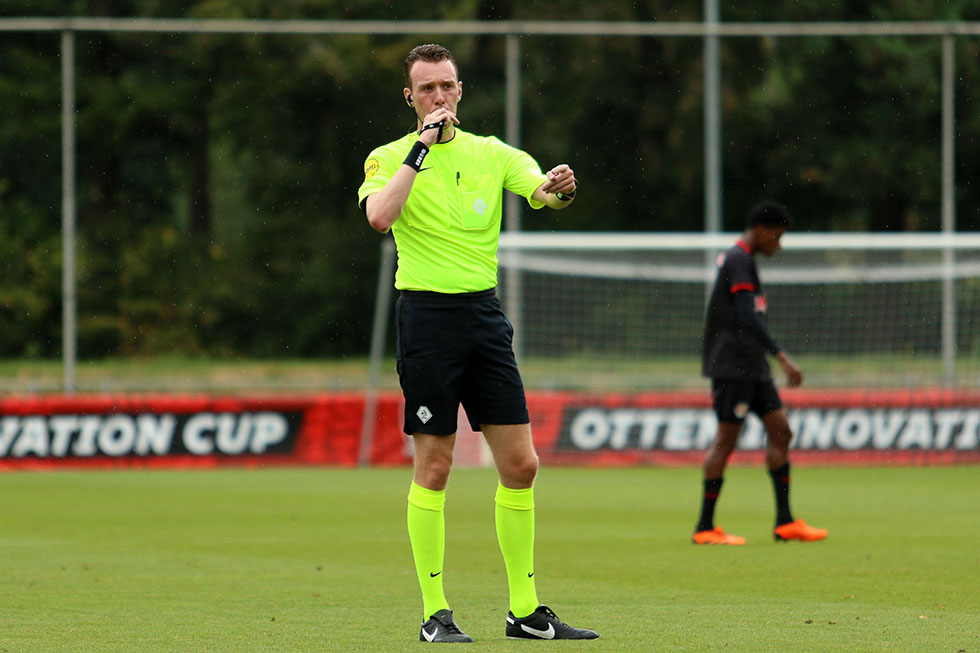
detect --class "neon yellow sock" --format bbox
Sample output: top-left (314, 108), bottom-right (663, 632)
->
top-left (495, 482), bottom-right (539, 618)
top-left (407, 482), bottom-right (450, 620)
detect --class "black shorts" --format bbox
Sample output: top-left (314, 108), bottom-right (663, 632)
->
top-left (396, 288), bottom-right (529, 435)
top-left (711, 378), bottom-right (783, 424)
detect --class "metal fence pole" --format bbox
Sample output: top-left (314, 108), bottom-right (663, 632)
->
top-left (941, 32), bottom-right (956, 386)
top-left (703, 0), bottom-right (722, 304)
top-left (703, 0), bottom-right (722, 235)
top-left (358, 238), bottom-right (396, 466)
top-left (61, 29), bottom-right (77, 394)
top-left (503, 33), bottom-right (524, 360)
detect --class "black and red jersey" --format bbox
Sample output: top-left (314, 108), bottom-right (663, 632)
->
top-left (702, 240), bottom-right (781, 380)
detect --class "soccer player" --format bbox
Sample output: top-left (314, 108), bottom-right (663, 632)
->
top-left (694, 201), bottom-right (829, 546)
top-left (357, 44), bottom-right (598, 643)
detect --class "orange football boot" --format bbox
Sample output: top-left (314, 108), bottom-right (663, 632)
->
top-left (773, 519), bottom-right (828, 542)
top-left (692, 526), bottom-right (746, 545)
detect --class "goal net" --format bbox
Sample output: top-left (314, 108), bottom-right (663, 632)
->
top-left (495, 231), bottom-right (980, 392)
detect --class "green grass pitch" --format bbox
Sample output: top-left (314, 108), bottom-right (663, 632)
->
top-left (1, 465), bottom-right (977, 651)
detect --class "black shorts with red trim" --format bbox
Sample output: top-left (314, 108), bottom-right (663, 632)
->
top-left (711, 378), bottom-right (783, 424)
top-left (396, 288), bottom-right (529, 435)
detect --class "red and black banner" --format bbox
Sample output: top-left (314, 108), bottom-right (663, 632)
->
top-left (528, 389), bottom-right (980, 466)
top-left (2, 389), bottom-right (978, 469)
top-left (0, 394), bottom-right (406, 470)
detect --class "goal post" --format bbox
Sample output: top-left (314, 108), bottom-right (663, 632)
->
top-left (495, 231), bottom-right (980, 391)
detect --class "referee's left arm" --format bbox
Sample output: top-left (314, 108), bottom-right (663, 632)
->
top-left (533, 164), bottom-right (578, 209)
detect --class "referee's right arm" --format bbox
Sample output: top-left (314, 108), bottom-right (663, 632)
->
top-left (366, 113), bottom-right (448, 233)
top-left (365, 166), bottom-right (418, 233)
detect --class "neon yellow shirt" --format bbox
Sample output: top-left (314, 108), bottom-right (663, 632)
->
top-left (358, 129), bottom-right (548, 293)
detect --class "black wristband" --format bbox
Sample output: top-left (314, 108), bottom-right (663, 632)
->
top-left (556, 188), bottom-right (577, 201)
top-left (403, 141), bottom-right (429, 172)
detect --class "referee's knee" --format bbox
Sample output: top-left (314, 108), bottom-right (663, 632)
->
top-left (415, 456), bottom-right (454, 489)
top-left (499, 452), bottom-right (538, 488)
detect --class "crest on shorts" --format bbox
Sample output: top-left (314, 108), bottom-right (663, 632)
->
top-left (416, 405), bottom-right (433, 424)
top-left (734, 402), bottom-right (750, 419)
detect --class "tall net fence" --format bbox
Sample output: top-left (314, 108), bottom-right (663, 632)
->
top-left (495, 232), bottom-right (980, 392)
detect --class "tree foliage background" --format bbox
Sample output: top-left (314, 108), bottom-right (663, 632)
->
top-left (2, 0), bottom-right (980, 360)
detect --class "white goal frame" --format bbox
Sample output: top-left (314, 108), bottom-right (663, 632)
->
top-left (500, 231), bottom-right (980, 376)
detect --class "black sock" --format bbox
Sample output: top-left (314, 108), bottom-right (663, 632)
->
top-left (769, 462), bottom-right (794, 526)
top-left (696, 477), bottom-right (724, 532)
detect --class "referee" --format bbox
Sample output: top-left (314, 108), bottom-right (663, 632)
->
top-left (357, 44), bottom-right (598, 643)
top-left (694, 201), bottom-right (829, 546)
